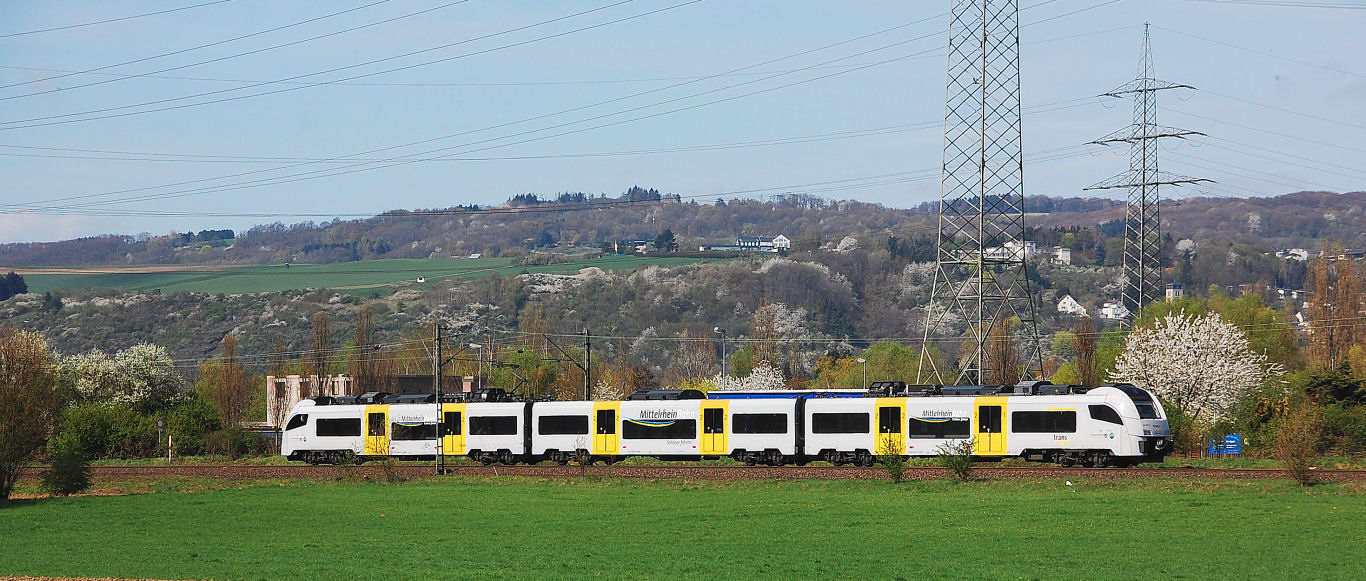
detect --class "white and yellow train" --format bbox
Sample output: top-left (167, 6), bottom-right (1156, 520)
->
top-left (281, 382), bottom-right (1171, 468)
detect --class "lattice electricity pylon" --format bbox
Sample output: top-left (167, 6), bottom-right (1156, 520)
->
top-left (1085, 24), bottom-right (1209, 317)
top-left (918, 0), bottom-right (1042, 386)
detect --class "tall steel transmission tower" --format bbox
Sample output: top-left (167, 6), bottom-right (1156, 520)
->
top-left (919, 0), bottom-right (1042, 385)
top-left (1086, 24), bottom-right (1208, 315)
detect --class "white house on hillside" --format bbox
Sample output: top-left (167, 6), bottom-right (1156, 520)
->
top-left (737, 235), bottom-right (790, 252)
top-left (1051, 246), bottom-right (1072, 265)
top-left (1100, 301), bottom-right (1131, 320)
top-left (1057, 294), bottom-right (1087, 317)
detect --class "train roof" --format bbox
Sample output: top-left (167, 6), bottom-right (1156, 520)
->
top-left (301, 388), bottom-right (521, 407)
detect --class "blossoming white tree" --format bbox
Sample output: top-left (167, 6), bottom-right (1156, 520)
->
top-left (63, 343), bottom-right (184, 412)
top-left (1109, 311), bottom-right (1282, 421)
top-left (709, 363), bottom-right (785, 391)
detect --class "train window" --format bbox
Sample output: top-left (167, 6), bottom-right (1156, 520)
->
top-left (285, 414), bottom-right (308, 431)
top-left (442, 412), bottom-right (462, 436)
top-left (596, 409), bottom-right (616, 434)
top-left (1089, 405), bottom-right (1123, 425)
top-left (703, 408), bottom-right (725, 434)
top-left (978, 406), bottom-right (1002, 434)
top-left (469, 416), bottom-right (518, 436)
top-left (878, 407), bottom-right (902, 434)
top-left (811, 413), bottom-right (870, 434)
top-left (908, 417), bottom-right (971, 439)
top-left (539, 415), bottom-right (590, 435)
top-left (317, 418), bottom-right (362, 437)
top-left (622, 419), bottom-right (697, 439)
top-left (368, 413), bottom-right (386, 436)
top-left (733, 413), bottom-right (788, 434)
top-left (392, 422), bottom-right (438, 440)
top-left (1113, 384), bottom-right (1162, 419)
top-left (1012, 411), bottom-right (1077, 433)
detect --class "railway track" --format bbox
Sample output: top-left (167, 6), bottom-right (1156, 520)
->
top-left (52, 464), bottom-right (1366, 482)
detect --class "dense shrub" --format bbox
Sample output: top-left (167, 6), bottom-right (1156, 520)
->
top-left (51, 395), bottom-right (221, 459)
top-left (1275, 406), bottom-right (1325, 486)
top-left (1319, 405), bottom-right (1366, 455)
top-left (206, 427), bottom-right (270, 459)
top-left (1161, 402), bottom-right (1207, 454)
top-left (164, 396), bottom-right (221, 457)
top-left (51, 404), bottom-right (156, 459)
top-left (40, 446), bottom-right (92, 496)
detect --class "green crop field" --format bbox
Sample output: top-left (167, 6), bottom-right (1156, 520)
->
top-left (17, 255), bottom-right (710, 296)
top-left (2, 477), bottom-right (1362, 580)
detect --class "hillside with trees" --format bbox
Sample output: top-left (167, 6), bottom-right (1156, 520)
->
top-left (5, 188), bottom-right (1366, 470)
top-left (4, 188), bottom-right (1363, 269)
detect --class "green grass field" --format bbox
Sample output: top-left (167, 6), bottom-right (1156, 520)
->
top-left (2, 477), bottom-right (1362, 580)
top-left (19, 255), bottom-right (709, 295)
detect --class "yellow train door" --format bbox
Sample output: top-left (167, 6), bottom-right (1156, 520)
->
top-left (974, 397), bottom-right (1008, 456)
top-left (700, 401), bottom-right (728, 456)
top-left (875, 398), bottom-right (906, 455)
top-left (364, 405), bottom-right (389, 456)
top-left (441, 403), bottom-right (466, 456)
top-left (593, 402), bottom-right (620, 455)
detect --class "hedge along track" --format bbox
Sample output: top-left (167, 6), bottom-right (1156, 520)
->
top-left (27, 465), bottom-right (1366, 482)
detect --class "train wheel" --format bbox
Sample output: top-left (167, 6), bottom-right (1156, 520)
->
top-left (770, 452), bottom-right (785, 466)
top-left (479, 454), bottom-right (494, 466)
top-left (555, 454), bottom-right (569, 466)
top-left (1091, 453), bottom-right (1109, 468)
top-left (857, 451), bottom-right (875, 467)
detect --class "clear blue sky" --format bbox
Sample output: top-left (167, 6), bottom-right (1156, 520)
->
top-left (1, 0), bottom-right (1363, 243)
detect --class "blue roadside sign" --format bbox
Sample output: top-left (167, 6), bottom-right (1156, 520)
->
top-left (1208, 433), bottom-right (1243, 455)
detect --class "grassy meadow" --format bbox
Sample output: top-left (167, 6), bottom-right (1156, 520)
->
top-left (18, 255), bottom-right (709, 295)
top-left (2, 476), bottom-right (1363, 580)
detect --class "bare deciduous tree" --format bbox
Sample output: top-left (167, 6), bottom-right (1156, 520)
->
top-left (301, 312), bottom-right (332, 398)
top-left (1110, 310), bottom-right (1283, 422)
top-left (1307, 242), bottom-right (1364, 369)
top-left (985, 319), bottom-right (1022, 386)
top-left (213, 333), bottom-right (251, 427)
top-left (1072, 317), bottom-right (1098, 386)
top-left (662, 330), bottom-right (716, 386)
top-left (0, 326), bottom-right (61, 499)
top-left (267, 333), bottom-right (288, 380)
top-left (349, 306), bottom-right (378, 394)
top-left (267, 333), bottom-right (290, 429)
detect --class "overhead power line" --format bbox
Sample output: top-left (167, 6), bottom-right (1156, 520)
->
top-left (0, 0), bottom-right (691, 129)
top-left (0, 0), bottom-right (395, 91)
top-left (1, 2), bottom-right (1110, 216)
top-left (0, 0), bottom-right (235, 39)
top-left (0, 1), bottom-right (474, 103)
top-left (3, 14), bottom-right (954, 212)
